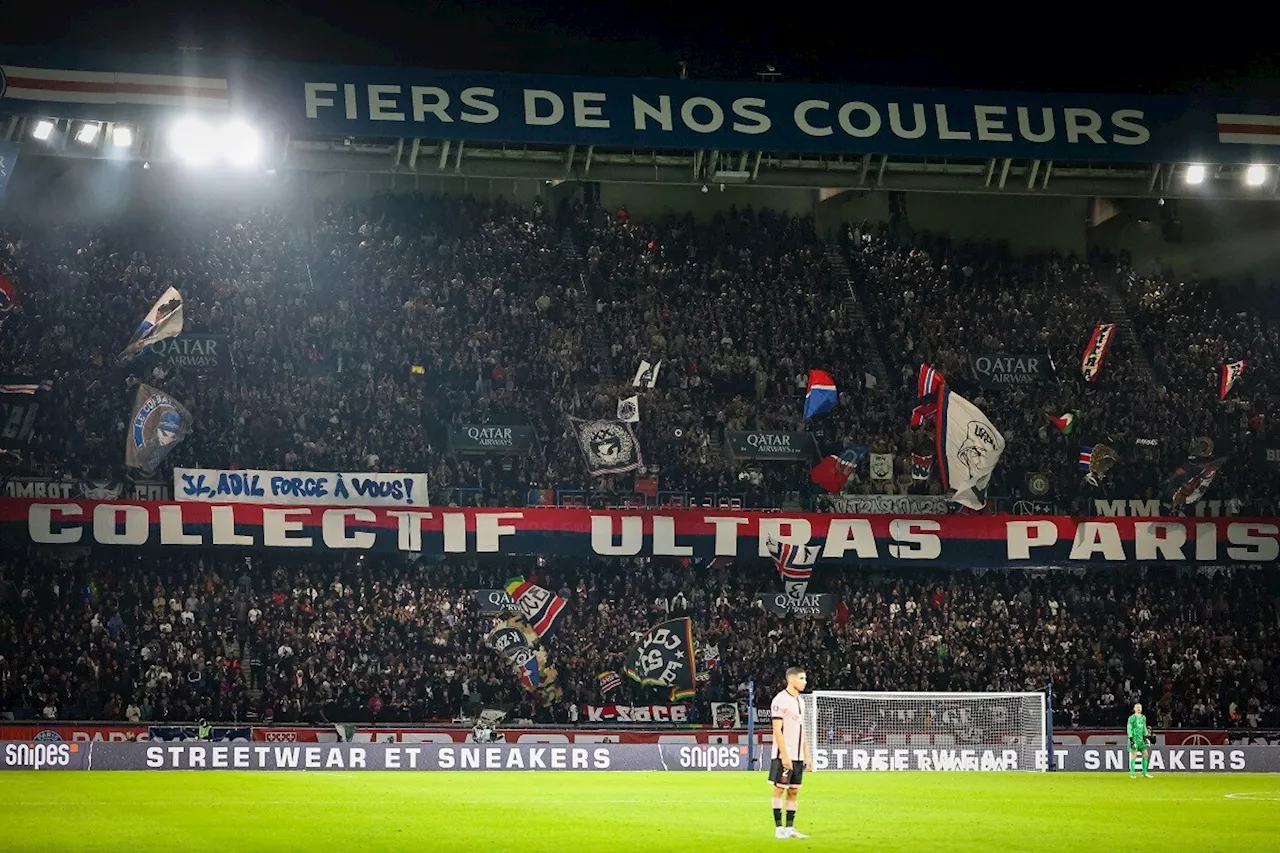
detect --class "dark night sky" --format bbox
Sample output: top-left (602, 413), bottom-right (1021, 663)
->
top-left (9, 1), bottom-right (1280, 96)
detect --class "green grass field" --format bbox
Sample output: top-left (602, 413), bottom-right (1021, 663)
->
top-left (1, 771), bottom-right (1277, 852)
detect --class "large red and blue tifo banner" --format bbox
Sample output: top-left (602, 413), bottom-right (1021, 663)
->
top-left (1, 499), bottom-right (1276, 567)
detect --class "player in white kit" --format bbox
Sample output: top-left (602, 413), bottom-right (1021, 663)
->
top-left (769, 666), bottom-right (812, 839)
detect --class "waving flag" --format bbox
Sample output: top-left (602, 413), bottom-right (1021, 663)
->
top-left (804, 369), bottom-right (837, 420)
top-left (910, 364), bottom-right (946, 427)
top-left (809, 446), bottom-right (864, 493)
top-left (1049, 412), bottom-right (1076, 435)
top-left (1166, 457), bottom-right (1228, 508)
top-left (1220, 360), bottom-right (1247, 400)
top-left (617, 394), bottom-right (640, 423)
top-left (767, 537), bottom-right (821, 600)
top-left (504, 576), bottom-right (568, 638)
top-left (0, 273), bottom-right (18, 316)
top-left (1078, 447), bottom-right (1094, 471)
top-left (120, 286), bottom-right (184, 362)
top-left (632, 359), bottom-right (661, 388)
top-left (1081, 324), bottom-right (1116, 382)
top-left (623, 617), bottom-right (697, 701)
top-left (935, 387), bottom-right (1005, 510)
top-left (599, 671), bottom-right (623, 695)
top-left (911, 453), bottom-right (934, 481)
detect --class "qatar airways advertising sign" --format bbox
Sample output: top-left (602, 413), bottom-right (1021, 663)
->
top-left (1, 499), bottom-right (1277, 568)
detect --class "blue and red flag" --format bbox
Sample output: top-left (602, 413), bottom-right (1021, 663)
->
top-left (910, 364), bottom-right (946, 427)
top-left (504, 576), bottom-right (567, 638)
top-left (804, 369), bottom-right (837, 421)
top-left (1078, 447), bottom-right (1094, 471)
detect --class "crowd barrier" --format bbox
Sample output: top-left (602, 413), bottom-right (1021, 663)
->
top-left (4, 742), bottom-right (1280, 772)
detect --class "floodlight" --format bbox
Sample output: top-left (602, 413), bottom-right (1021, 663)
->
top-left (221, 121), bottom-right (260, 167)
top-left (112, 126), bottom-right (134, 148)
top-left (1184, 164), bottom-right (1205, 185)
top-left (1246, 164), bottom-right (1268, 186)
top-left (75, 123), bottom-right (101, 145)
top-left (32, 120), bottom-right (54, 141)
top-left (170, 117), bottom-right (215, 165)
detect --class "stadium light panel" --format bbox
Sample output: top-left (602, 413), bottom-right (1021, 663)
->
top-left (170, 117), bottom-right (216, 165)
top-left (112, 126), bottom-right (134, 148)
top-left (1246, 164), bottom-right (1268, 186)
top-left (1184, 164), bottom-right (1206, 185)
top-left (32, 120), bottom-right (54, 141)
top-left (221, 121), bottom-right (261, 167)
top-left (76, 122), bottom-right (101, 145)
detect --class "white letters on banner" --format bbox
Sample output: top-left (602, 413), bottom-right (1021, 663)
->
top-left (174, 468), bottom-right (428, 507)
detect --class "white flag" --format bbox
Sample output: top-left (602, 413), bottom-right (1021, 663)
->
top-left (120, 286), bottom-right (184, 362)
top-left (936, 388), bottom-right (1005, 510)
top-left (864, 372), bottom-right (877, 389)
top-left (617, 395), bottom-right (640, 423)
top-left (632, 359), bottom-right (661, 388)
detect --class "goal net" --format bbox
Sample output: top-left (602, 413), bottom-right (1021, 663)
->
top-left (801, 691), bottom-right (1048, 772)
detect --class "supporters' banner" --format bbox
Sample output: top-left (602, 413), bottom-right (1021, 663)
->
top-left (6, 501), bottom-right (1279, 567)
top-left (582, 705), bottom-right (690, 723)
top-left (767, 537), bottom-right (820, 599)
top-left (971, 354), bottom-right (1051, 388)
top-left (0, 375), bottom-right (51, 447)
top-left (484, 623), bottom-right (532, 658)
top-left (1026, 472), bottom-right (1051, 497)
top-left (125, 384), bottom-right (192, 475)
top-left (147, 726), bottom-right (252, 742)
top-left (756, 591), bottom-right (838, 617)
top-left (911, 454), bottom-right (933, 482)
top-left (598, 671), bottom-right (622, 696)
top-left (448, 425), bottom-right (535, 455)
top-left (504, 576), bottom-right (568, 637)
top-left (711, 703), bottom-right (742, 728)
top-left (119, 287), bottom-right (184, 362)
top-left (935, 388), bottom-right (1005, 510)
top-left (869, 453), bottom-right (894, 481)
top-left (617, 395), bottom-right (640, 423)
top-left (174, 467), bottom-right (428, 506)
top-left (1080, 323), bottom-right (1116, 382)
top-left (1220, 360), bottom-right (1246, 400)
top-left (3, 477), bottom-right (169, 501)
top-left (570, 417), bottom-right (643, 476)
top-left (725, 430), bottom-right (819, 462)
top-left (474, 588), bottom-right (517, 613)
top-left (141, 334), bottom-right (231, 373)
top-left (632, 359), bottom-right (661, 388)
top-left (623, 617), bottom-right (697, 701)
top-left (1166, 457), bottom-right (1227, 508)
top-left (819, 494), bottom-right (950, 515)
top-left (0, 141), bottom-right (18, 202)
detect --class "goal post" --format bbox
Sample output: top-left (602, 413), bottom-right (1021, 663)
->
top-left (801, 691), bottom-right (1049, 772)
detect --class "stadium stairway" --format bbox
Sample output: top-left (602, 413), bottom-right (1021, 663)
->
top-left (826, 245), bottom-right (889, 385)
top-left (1099, 279), bottom-right (1156, 382)
top-left (561, 230), bottom-right (616, 384)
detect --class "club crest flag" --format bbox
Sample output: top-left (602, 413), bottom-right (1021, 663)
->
top-left (120, 287), bottom-right (184, 362)
top-left (803, 369), bottom-right (837, 420)
top-left (935, 387), bottom-right (1005, 510)
top-left (1081, 323), bottom-right (1116, 382)
top-left (617, 394), bottom-right (640, 423)
top-left (125, 384), bottom-right (193, 475)
top-left (570, 417), bottom-right (643, 476)
top-left (633, 359), bottom-right (661, 388)
top-left (1220, 360), bottom-right (1246, 401)
top-left (767, 537), bottom-right (821, 600)
top-left (504, 576), bottom-right (568, 638)
top-left (623, 617), bottom-right (697, 702)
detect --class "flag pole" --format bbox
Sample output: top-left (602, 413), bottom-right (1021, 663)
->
top-left (747, 679), bottom-right (757, 770)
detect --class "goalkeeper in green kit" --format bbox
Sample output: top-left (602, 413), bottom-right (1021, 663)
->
top-left (1127, 703), bottom-right (1153, 778)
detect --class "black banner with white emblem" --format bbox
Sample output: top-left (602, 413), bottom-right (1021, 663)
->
top-left (570, 417), bottom-right (643, 476)
top-left (0, 375), bottom-right (51, 448)
top-left (622, 617), bottom-right (697, 701)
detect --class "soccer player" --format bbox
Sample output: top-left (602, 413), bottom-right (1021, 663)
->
top-left (769, 666), bottom-right (813, 839)
top-left (1127, 702), bottom-right (1152, 778)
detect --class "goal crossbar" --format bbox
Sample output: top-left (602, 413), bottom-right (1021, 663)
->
top-left (802, 690), bottom-right (1049, 772)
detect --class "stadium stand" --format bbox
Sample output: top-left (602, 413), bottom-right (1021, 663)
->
top-left (2, 193), bottom-right (1279, 731)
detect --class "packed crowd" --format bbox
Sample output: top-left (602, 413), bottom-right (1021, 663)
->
top-left (843, 224), bottom-right (1280, 506)
top-left (1, 551), bottom-right (1276, 730)
top-left (2, 191), bottom-right (1274, 508)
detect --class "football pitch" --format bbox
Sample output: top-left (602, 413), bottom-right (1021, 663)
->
top-left (1, 772), bottom-right (1277, 852)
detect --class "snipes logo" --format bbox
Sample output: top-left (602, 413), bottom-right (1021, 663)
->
top-left (4, 742), bottom-right (78, 769)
